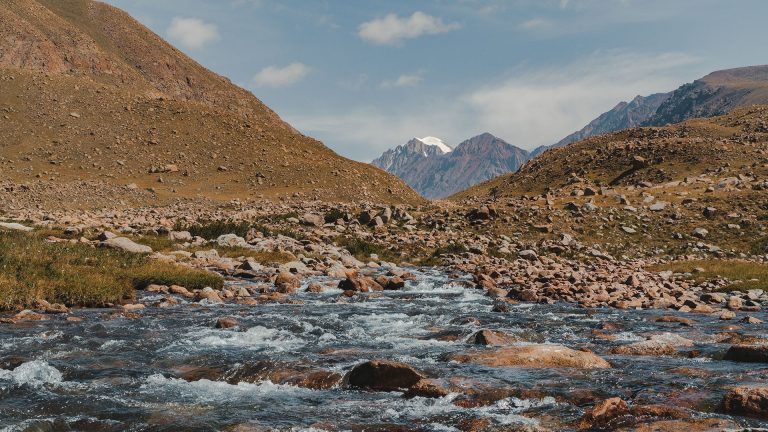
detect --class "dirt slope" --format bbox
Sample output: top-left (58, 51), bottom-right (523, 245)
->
top-left (0, 0), bottom-right (423, 209)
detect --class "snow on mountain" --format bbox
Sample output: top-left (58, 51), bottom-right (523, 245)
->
top-left (416, 136), bottom-right (452, 154)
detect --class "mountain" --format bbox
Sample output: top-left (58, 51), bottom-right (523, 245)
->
top-left (0, 0), bottom-right (423, 209)
top-left (374, 133), bottom-right (529, 199)
top-left (451, 105), bottom-right (768, 202)
top-left (371, 136), bottom-right (452, 175)
top-left (644, 65), bottom-right (768, 126)
top-left (531, 65), bottom-right (768, 159)
top-left (530, 93), bottom-right (669, 158)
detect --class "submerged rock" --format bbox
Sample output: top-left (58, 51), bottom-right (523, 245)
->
top-left (451, 344), bottom-right (611, 369)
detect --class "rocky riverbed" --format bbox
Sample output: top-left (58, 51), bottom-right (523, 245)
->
top-left (1, 269), bottom-right (768, 431)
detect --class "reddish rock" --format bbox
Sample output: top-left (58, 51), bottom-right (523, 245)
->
top-left (451, 344), bottom-right (611, 369)
top-left (343, 359), bottom-right (426, 392)
top-left (721, 386), bottom-right (768, 418)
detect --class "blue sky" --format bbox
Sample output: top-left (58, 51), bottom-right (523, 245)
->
top-left (103, 0), bottom-right (768, 161)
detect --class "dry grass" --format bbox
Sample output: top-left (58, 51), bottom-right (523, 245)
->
top-left (0, 230), bottom-right (223, 310)
top-left (649, 260), bottom-right (768, 292)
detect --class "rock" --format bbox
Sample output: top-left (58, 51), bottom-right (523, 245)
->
top-left (402, 379), bottom-right (450, 399)
top-left (383, 276), bottom-right (405, 290)
top-left (0, 222), bottom-right (33, 232)
top-left (337, 273), bottom-right (380, 292)
top-left (198, 287), bottom-right (223, 304)
top-left (121, 303), bottom-right (145, 311)
top-left (343, 360), bottom-right (426, 392)
top-left (468, 329), bottom-right (518, 346)
top-left (274, 272), bottom-right (301, 294)
top-left (300, 213), bottom-right (324, 227)
top-left (576, 397), bottom-right (629, 430)
top-left (610, 333), bottom-right (693, 356)
top-left (451, 344), bottom-right (610, 369)
top-left (97, 231), bottom-right (118, 241)
top-left (724, 345), bottom-right (768, 363)
top-left (305, 282), bottom-right (323, 293)
top-left (649, 202), bottom-right (667, 212)
top-left (216, 234), bottom-right (249, 248)
top-left (727, 296), bottom-right (743, 310)
top-left (721, 386), bottom-right (768, 419)
top-left (742, 316), bottom-right (763, 324)
top-left (719, 310), bottom-right (736, 320)
top-left (518, 250), bottom-right (539, 261)
top-left (632, 155), bottom-right (647, 169)
top-left (193, 249), bottom-right (220, 260)
top-left (170, 285), bottom-right (195, 298)
top-left (691, 228), bottom-right (708, 239)
top-left (654, 316), bottom-right (694, 326)
top-left (215, 317), bottom-right (239, 329)
top-left (100, 237), bottom-right (152, 253)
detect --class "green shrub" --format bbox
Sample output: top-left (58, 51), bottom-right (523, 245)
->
top-left (324, 209), bottom-right (346, 223)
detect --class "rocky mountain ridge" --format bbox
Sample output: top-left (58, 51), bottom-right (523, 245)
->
top-left (532, 65), bottom-right (768, 158)
top-left (373, 133), bottom-right (529, 199)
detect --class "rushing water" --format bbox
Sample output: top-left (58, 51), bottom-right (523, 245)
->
top-left (1, 269), bottom-right (767, 431)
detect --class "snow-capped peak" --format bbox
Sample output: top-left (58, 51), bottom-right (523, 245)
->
top-left (417, 136), bottom-right (452, 153)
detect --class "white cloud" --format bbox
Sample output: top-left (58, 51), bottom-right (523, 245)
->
top-left (518, 18), bottom-right (550, 30)
top-left (358, 12), bottom-right (461, 45)
top-left (464, 51), bottom-right (699, 149)
top-left (381, 73), bottom-right (423, 88)
top-left (251, 62), bottom-right (311, 87)
top-left (167, 17), bottom-right (220, 50)
top-left (288, 51), bottom-right (703, 161)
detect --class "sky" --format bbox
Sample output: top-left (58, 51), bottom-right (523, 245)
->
top-left (103, 0), bottom-right (768, 161)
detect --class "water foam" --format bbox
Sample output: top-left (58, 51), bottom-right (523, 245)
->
top-left (0, 360), bottom-right (63, 388)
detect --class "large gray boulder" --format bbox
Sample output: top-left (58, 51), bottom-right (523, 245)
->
top-left (100, 237), bottom-right (152, 254)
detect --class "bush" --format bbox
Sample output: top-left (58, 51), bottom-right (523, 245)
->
top-left (324, 209), bottom-right (346, 224)
top-left (175, 219), bottom-right (269, 239)
top-left (338, 238), bottom-right (399, 262)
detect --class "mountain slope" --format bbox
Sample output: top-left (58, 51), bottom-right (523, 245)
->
top-left (530, 93), bottom-right (669, 158)
top-left (0, 0), bottom-right (423, 209)
top-left (531, 65), bottom-right (768, 159)
top-left (452, 106), bottom-right (768, 201)
top-left (377, 133), bottom-right (529, 199)
top-left (644, 65), bottom-right (768, 127)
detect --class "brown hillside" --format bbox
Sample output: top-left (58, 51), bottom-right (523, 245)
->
top-left (453, 106), bottom-right (768, 201)
top-left (450, 106), bottom-right (768, 256)
top-left (0, 0), bottom-right (423, 209)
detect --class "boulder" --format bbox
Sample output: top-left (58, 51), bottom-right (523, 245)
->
top-left (576, 397), bottom-right (629, 430)
top-left (274, 272), bottom-right (301, 294)
top-left (300, 213), bottom-right (324, 227)
top-left (451, 344), bottom-right (610, 369)
top-left (724, 345), bottom-right (768, 363)
top-left (343, 360), bottom-right (426, 392)
top-left (215, 317), bottom-right (239, 329)
top-left (216, 234), bottom-right (249, 248)
top-left (721, 386), bottom-right (768, 418)
top-left (100, 237), bottom-right (152, 254)
top-left (0, 222), bottom-right (33, 232)
top-left (610, 333), bottom-right (693, 356)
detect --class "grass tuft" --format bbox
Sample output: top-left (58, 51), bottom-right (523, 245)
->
top-left (0, 230), bottom-right (223, 309)
top-left (649, 259), bottom-right (768, 292)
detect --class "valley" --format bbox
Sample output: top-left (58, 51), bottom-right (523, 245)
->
top-left (1, 1), bottom-right (768, 431)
